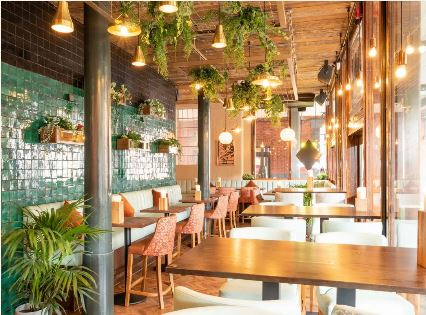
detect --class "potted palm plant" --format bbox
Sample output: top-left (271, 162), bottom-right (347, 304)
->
top-left (2, 198), bottom-right (104, 315)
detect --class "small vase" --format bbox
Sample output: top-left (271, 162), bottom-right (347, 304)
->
top-left (15, 304), bottom-right (47, 315)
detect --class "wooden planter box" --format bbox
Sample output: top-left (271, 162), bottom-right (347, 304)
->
top-left (39, 126), bottom-right (84, 145)
top-left (158, 144), bottom-right (178, 154)
top-left (141, 104), bottom-right (165, 119)
top-left (116, 138), bottom-right (143, 150)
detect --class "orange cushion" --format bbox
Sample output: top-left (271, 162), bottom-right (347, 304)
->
top-left (152, 190), bottom-right (170, 207)
top-left (245, 180), bottom-right (258, 188)
top-left (63, 200), bottom-right (84, 227)
top-left (119, 193), bottom-right (135, 217)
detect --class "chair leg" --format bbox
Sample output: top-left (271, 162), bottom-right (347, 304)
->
top-left (176, 233), bottom-right (182, 256)
top-left (168, 253), bottom-right (175, 296)
top-left (233, 211), bottom-right (237, 228)
top-left (125, 253), bottom-right (134, 307)
top-left (156, 256), bottom-right (164, 309)
top-left (142, 255), bottom-right (148, 291)
top-left (218, 219), bottom-right (223, 237)
top-left (222, 218), bottom-right (227, 237)
top-left (230, 212), bottom-right (234, 228)
top-left (197, 232), bottom-right (202, 244)
top-left (191, 233), bottom-right (196, 247)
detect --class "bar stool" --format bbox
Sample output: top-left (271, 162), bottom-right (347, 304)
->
top-left (205, 195), bottom-right (228, 237)
top-left (227, 191), bottom-right (239, 228)
top-left (174, 203), bottom-right (205, 257)
top-left (125, 215), bottom-right (177, 309)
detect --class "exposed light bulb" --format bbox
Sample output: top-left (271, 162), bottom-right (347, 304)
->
top-left (337, 87), bottom-right (343, 96)
top-left (395, 65), bottom-right (407, 78)
top-left (369, 46), bottom-right (377, 58)
top-left (395, 50), bottom-right (407, 79)
top-left (406, 45), bottom-right (415, 55)
top-left (194, 83), bottom-right (202, 90)
top-left (219, 130), bottom-right (233, 144)
top-left (374, 78), bottom-right (381, 89)
top-left (345, 83), bottom-right (351, 91)
top-left (356, 78), bottom-right (363, 88)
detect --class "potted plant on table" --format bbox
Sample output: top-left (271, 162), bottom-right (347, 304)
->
top-left (138, 99), bottom-right (166, 119)
top-left (242, 173), bottom-right (255, 180)
top-left (2, 198), bottom-right (104, 315)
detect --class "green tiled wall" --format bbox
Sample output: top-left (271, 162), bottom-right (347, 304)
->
top-left (1, 63), bottom-right (176, 313)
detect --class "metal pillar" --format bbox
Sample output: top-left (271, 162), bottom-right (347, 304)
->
top-left (290, 108), bottom-right (301, 178)
top-left (83, 4), bottom-right (113, 314)
top-left (198, 89), bottom-right (210, 200)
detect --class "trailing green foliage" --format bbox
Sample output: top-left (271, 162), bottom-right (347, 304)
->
top-left (189, 66), bottom-right (226, 101)
top-left (155, 137), bottom-right (182, 155)
top-left (2, 198), bottom-right (105, 314)
top-left (120, 130), bottom-right (142, 146)
top-left (229, 80), bottom-right (262, 117)
top-left (40, 116), bottom-right (74, 131)
top-left (263, 94), bottom-right (285, 126)
top-left (140, 2), bottom-right (194, 77)
top-left (242, 173), bottom-right (255, 180)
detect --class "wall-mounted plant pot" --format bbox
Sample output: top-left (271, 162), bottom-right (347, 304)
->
top-left (116, 138), bottom-right (142, 150)
top-left (141, 105), bottom-right (165, 119)
top-left (158, 144), bottom-right (178, 154)
top-left (39, 126), bottom-right (84, 145)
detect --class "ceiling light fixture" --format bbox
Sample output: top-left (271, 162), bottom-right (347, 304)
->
top-left (395, 2), bottom-right (407, 79)
top-left (108, 19), bottom-right (141, 37)
top-left (317, 60), bottom-right (334, 84)
top-left (314, 89), bottom-right (327, 105)
top-left (405, 34), bottom-right (415, 55)
top-left (345, 81), bottom-right (351, 91)
top-left (337, 86), bottom-right (343, 96)
top-left (51, 1), bottom-right (74, 33)
top-left (219, 110), bottom-right (233, 145)
top-left (212, 2), bottom-right (226, 49)
top-left (159, 1), bottom-right (178, 14)
top-left (132, 44), bottom-right (146, 67)
top-left (280, 127), bottom-right (296, 142)
top-left (368, 36), bottom-right (377, 58)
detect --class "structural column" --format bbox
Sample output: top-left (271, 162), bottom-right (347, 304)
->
top-left (290, 108), bottom-right (301, 178)
top-left (83, 4), bottom-right (113, 314)
top-left (198, 89), bottom-right (210, 199)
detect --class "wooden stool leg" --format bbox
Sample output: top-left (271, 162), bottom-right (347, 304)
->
top-left (191, 233), bottom-right (196, 247)
top-left (142, 255), bottom-right (148, 291)
top-left (125, 253), bottom-right (134, 307)
top-left (156, 256), bottom-right (164, 309)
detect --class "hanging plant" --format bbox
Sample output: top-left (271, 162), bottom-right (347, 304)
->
top-left (139, 99), bottom-right (166, 118)
top-left (140, 2), bottom-right (194, 78)
top-left (263, 94), bottom-right (285, 126)
top-left (229, 80), bottom-right (262, 117)
top-left (220, 2), bottom-right (286, 68)
top-left (111, 82), bottom-right (132, 105)
top-left (189, 66), bottom-right (226, 101)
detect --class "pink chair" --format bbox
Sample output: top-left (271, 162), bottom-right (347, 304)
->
top-left (227, 191), bottom-right (240, 228)
top-left (217, 187), bottom-right (236, 196)
top-left (239, 187), bottom-right (259, 223)
top-left (125, 215), bottom-right (177, 309)
top-left (174, 203), bottom-right (205, 256)
top-left (205, 195), bottom-right (229, 237)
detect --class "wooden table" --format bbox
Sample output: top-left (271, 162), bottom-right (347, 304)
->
top-left (242, 204), bottom-right (381, 219)
top-left (265, 187), bottom-right (346, 196)
top-left (112, 217), bottom-right (158, 305)
top-left (167, 238), bottom-right (426, 306)
top-left (140, 205), bottom-right (189, 216)
top-left (180, 197), bottom-right (217, 209)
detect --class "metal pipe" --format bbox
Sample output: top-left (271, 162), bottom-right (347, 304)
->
top-left (83, 4), bottom-right (113, 314)
top-left (198, 89), bottom-right (210, 200)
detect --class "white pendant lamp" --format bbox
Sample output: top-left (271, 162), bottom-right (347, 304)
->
top-left (219, 109), bottom-right (233, 145)
top-left (280, 127), bottom-right (295, 142)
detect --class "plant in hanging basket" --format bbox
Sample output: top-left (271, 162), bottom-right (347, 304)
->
top-left (138, 99), bottom-right (166, 119)
top-left (189, 66), bottom-right (226, 101)
top-left (38, 116), bottom-right (84, 144)
top-left (154, 137), bottom-right (182, 155)
top-left (229, 80), bottom-right (262, 117)
top-left (117, 130), bottom-right (142, 150)
top-left (111, 82), bottom-right (132, 105)
top-left (263, 94), bottom-right (285, 126)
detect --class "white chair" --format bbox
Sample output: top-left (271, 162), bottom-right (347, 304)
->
top-left (332, 305), bottom-right (378, 315)
top-left (219, 228), bottom-right (301, 315)
top-left (395, 219), bottom-right (417, 248)
top-left (315, 193), bottom-right (346, 204)
top-left (173, 286), bottom-right (299, 315)
top-left (315, 232), bottom-right (414, 315)
top-left (251, 217), bottom-right (306, 242)
top-left (321, 221), bottom-right (383, 235)
top-left (164, 306), bottom-right (279, 315)
top-left (275, 192), bottom-right (304, 206)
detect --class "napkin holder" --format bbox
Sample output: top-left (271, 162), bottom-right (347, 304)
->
top-left (159, 197), bottom-right (169, 211)
top-left (418, 211), bottom-right (426, 268)
top-left (195, 190), bottom-right (202, 201)
top-left (112, 200), bottom-right (124, 224)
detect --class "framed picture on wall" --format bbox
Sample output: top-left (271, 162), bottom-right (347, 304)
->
top-left (217, 141), bottom-right (235, 165)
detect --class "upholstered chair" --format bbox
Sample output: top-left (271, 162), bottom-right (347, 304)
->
top-left (174, 203), bottom-right (205, 257)
top-left (125, 215), bottom-right (177, 309)
top-left (205, 195), bottom-right (229, 237)
top-left (227, 191), bottom-right (240, 228)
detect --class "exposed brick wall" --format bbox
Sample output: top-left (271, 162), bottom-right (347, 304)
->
top-left (1, 1), bottom-right (176, 120)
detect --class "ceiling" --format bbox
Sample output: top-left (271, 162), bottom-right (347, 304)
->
top-left (67, 1), bottom-right (352, 106)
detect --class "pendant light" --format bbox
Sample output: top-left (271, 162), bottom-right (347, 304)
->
top-left (374, 76), bottom-right (381, 89)
top-left (395, 2), bottom-right (407, 79)
top-left (419, 42), bottom-right (426, 53)
top-left (159, 1), bottom-right (178, 14)
top-left (108, 2), bottom-right (141, 37)
top-left (219, 110), bottom-right (233, 145)
top-left (252, 2), bottom-right (282, 88)
top-left (368, 36), bottom-right (377, 58)
top-left (317, 60), bottom-right (334, 84)
top-left (212, 2), bottom-right (226, 49)
top-left (51, 1), bottom-right (74, 33)
top-left (280, 127), bottom-right (296, 142)
top-left (131, 5), bottom-right (146, 67)
top-left (405, 34), bottom-right (415, 55)
top-left (337, 85), bottom-right (343, 96)
top-left (314, 89), bottom-right (327, 105)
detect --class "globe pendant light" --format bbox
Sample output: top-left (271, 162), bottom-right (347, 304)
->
top-left (212, 3), bottom-right (226, 48)
top-left (132, 44), bottom-right (146, 67)
top-left (219, 110), bottom-right (233, 145)
top-left (51, 1), bottom-right (74, 33)
top-left (159, 1), bottom-right (178, 14)
top-left (280, 127), bottom-right (295, 142)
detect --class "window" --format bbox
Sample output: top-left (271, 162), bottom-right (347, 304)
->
top-left (176, 109), bottom-right (198, 165)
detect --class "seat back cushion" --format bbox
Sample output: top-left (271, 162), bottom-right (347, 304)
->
top-left (395, 219), bottom-right (417, 248)
top-left (315, 193), bottom-right (346, 204)
top-left (230, 227), bottom-right (292, 241)
top-left (275, 193), bottom-right (304, 206)
top-left (120, 189), bottom-right (153, 212)
top-left (322, 221), bottom-right (383, 235)
top-left (315, 232), bottom-right (388, 246)
top-left (155, 185), bottom-right (183, 205)
top-left (251, 217), bottom-right (306, 242)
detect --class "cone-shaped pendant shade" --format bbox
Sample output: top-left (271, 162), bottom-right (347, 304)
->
top-left (108, 18), bottom-right (141, 37)
top-left (51, 1), bottom-right (74, 33)
top-left (212, 24), bottom-right (227, 48)
top-left (132, 45), bottom-right (146, 67)
top-left (159, 1), bottom-right (178, 13)
top-left (252, 72), bottom-right (282, 88)
top-left (296, 139), bottom-right (320, 170)
top-left (224, 97), bottom-right (234, 110)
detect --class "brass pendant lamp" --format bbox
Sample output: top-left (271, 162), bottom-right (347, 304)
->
top-left (212, 2), bottom-right (226, 49)
top-left (159, 1), bottom-right (178, 14)
top-left (107, 2), bottom-right (141, 37)
top-left (395, 2), bottom-right (407, 79)
top-left (131, 4), bottom-right (146, 67)
top-left (51, 1), bottom-right (74, 33)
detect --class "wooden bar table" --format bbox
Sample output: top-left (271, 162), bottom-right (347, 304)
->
top-left (180, 197), bottom-right (218, 209)
top-left (242, 204), bottom-right (381, 220)
top-left (167, 238), bottom-right (426, 306)
top-left (112, 217), bottom-right (158, 305)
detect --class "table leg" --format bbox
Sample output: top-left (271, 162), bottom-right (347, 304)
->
top-left (114, 228), bottom-right (146, 305)
top-left (262, 282), bottom-right (279, 300)
top-left (336, 288), bottom-right (356, 306)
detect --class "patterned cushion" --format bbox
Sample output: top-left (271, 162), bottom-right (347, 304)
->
top-left (332, 305), bottom-right (377, 315)
top-left (180, 203), bottom-right (205, 234)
